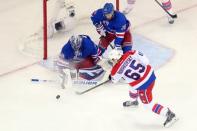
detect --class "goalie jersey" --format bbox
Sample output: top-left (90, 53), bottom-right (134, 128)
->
top-left (111, 50), bottom-right (156, 90)
top-left (61, 35), bottom-right (99, 63)
top-left (91, 9), bottom-right (130, 46)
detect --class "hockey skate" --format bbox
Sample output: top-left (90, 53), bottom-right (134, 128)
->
top-left (123, 100), bottom-right (139, 107)
top-left (167, 13), bottom-right (177, 24)
top-left (167, 16), bottom-right (174, 24)
top-left (163, 108), bottom-right (178, 127)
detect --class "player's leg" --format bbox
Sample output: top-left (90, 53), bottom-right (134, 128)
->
top-left (121, 30), bottom-right (133, 53)
top-left (123, 88), bottom-right (139, 107)
top-left (98, 33), bottom-right (116, 55)
top-left (139, 81), bottom-right (178, 127)
top-left (123, 0), bottom-right (136, 14)
top-left (160, 0), bottom-right (176, 24)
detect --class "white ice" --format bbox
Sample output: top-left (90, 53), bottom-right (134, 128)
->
top-left (0, 0), bottom-right (197, 131)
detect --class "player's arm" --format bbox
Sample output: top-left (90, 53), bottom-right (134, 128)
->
top-left (114, 19), bottom-right (127, 48)
top-left (110, 64), bottom-right (124, 83)
top-left (110, 71), bottom-right (123, 83)
top-left (91, 9), bottom-right (106, 36)
top-left (90, 9), bottom-right (103, 26)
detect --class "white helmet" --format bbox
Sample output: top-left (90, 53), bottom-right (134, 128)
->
top-left (69, 35), bottom-right (82, 51)
top-left (108, 49), bottom-right (122, 64)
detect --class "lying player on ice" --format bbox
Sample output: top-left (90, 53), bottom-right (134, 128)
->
top-left (107, 49), bottom-right (178, 127)
top-left (56, 34), bottom-right (111, 88)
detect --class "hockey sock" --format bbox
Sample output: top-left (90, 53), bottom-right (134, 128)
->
top-left (161, 0), bottom-right (174, 14)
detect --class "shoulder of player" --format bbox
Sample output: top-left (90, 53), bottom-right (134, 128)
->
top-left (61, 44), bottom-right (74, 59)
top-left (81, 38), bottom-right (96, 50)
top-left (114, 11), bottom-right (127, 22)
top-left (62, 41), bottom-right (72, 50)
top-left (92, 8), bottom-right (103, 17)
top-left (111, 50), bottom-right (136, 75)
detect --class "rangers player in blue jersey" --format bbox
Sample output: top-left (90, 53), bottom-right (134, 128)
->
top-left (91, 3), bottom-right (133, 56)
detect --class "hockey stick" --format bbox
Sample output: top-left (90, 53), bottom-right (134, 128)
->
top-left (155, 0), bottom-right (177, 19)
top-left (75, 79), bottom-right (110, 95)
top-left (109, 43), bottom-right (115, 49)
top-left (31, 78), bottom-right (98, 86)
top-left (31, 78), bottom-right (58, 83)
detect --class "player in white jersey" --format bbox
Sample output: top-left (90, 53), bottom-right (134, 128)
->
top-left (123, 0), bottom-right (177, 24)
top-left (108, 49), bottom-right (178, 127)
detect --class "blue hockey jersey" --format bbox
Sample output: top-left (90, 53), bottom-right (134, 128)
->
top-left (91, 9), bottom-right (130, 47)
top-left (61, 35), bottom-right (99, 63)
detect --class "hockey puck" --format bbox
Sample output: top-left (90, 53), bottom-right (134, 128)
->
top-left (56, 95), bottom-right (60, 99)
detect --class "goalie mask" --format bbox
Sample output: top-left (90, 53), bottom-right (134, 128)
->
top-left (70, 35), bottom-right (82, 51)
top-left (108, 49), bottom-right (123, 65)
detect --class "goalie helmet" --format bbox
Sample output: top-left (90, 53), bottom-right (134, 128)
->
top-left (69, 35), bottom-right (82, 51)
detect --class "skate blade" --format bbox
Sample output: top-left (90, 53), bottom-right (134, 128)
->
top-left (164, 117), bottom-right (179, 128)
top-left (123, 104), bottom-right (139, 108)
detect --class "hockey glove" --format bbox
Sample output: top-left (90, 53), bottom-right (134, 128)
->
top-left (96, 24), bottom-right (106, 37)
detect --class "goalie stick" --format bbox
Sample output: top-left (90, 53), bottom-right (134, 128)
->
top-left (31, 78), bottom-right (98, 85)
top-left (155, 0), bottom-right (177, 19)
top-left (75, 79), bottom-right (110, 95)
top-left (31, 78), bottom-right (57, 83)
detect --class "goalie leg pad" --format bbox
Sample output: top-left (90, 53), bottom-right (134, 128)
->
top-left (58, 68), bottom-right (72, 88)
top-left (78, 65), bottom-right (105, 81)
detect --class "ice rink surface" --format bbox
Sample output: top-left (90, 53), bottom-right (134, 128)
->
top-left (0, 0), bottom-right (197, 131)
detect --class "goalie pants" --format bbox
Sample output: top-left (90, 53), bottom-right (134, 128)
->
top-left (98, 30), bottom-right (133, 54)
top-left (74, 57), bottom-right (96, 69)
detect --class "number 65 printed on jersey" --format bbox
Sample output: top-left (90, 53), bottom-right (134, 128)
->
top-left (124, 59), bottom-right (146, 80)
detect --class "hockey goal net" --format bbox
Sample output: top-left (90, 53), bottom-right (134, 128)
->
top-left (19, 0), bottom-right (120, 60)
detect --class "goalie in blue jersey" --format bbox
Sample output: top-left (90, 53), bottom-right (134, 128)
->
top-left (56, 35), bottom-right (108, 88)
